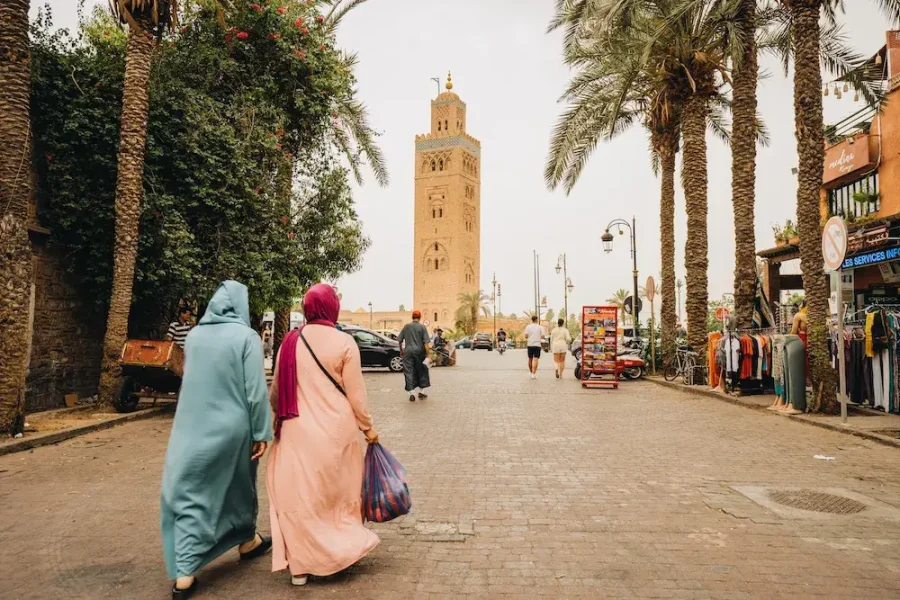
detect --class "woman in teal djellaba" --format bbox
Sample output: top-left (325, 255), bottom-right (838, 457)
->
top-left (161, 281), bottom-right (273, 599)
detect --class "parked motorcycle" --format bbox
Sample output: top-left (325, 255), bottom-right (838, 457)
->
top-left (572, 340), bottom-right (646, 381)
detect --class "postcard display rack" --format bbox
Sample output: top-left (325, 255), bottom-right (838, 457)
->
top-left (581, 306), bottom-right (619, 389)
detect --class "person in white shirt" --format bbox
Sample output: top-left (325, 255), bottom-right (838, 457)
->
top-left (550, 318), bottom-right (573, 379)
top-left (524, 316), bottom-right (546, 379)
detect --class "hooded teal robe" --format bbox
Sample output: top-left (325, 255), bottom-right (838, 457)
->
top-left (160, 281), bottom-right (273, 579)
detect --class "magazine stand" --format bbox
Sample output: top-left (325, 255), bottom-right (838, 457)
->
top-left (581, 306), bottom-right (619, 389)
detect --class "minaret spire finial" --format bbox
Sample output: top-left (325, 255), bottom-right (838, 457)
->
top-left (446, 71), bottom-right (453, 90)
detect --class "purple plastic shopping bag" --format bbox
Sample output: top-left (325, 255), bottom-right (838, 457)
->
top-left (362, 443), bottom-right (411, 523)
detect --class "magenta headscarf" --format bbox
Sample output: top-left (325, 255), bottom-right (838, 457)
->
top-left (274, 284), bottom-right (341, 438)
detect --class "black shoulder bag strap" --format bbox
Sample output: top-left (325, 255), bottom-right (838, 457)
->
top-left (299, 330), bottom-right (347, 397)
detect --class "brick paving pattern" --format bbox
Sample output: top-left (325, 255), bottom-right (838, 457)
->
top-left (2, 350), bottom-right (900, 598)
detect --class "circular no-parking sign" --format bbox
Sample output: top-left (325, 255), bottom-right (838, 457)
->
top-left (424, 319), bottom-right (431, 327)
top-left (822, 216), bottom-right (848, 272)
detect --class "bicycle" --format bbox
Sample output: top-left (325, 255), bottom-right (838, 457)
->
top-left (664, 347), bottom-right (699, 383)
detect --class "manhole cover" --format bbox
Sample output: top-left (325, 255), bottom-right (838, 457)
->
top-left (768, 490), bottom-right (867, 514)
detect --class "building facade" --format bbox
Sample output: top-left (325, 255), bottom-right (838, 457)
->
top-left (413, 74), bottom-right (481, 330)
top-left (759, 31), bottom-right (898, 315)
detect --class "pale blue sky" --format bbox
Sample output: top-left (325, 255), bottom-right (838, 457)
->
top-left (34, 1), bottom-right (895, 321)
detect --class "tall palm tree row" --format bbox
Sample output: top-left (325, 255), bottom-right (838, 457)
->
top-left (656, 130), bottom-right (679, 358)
top-left (455, 291), bottom-right (490, 335)
top-left (97, 0), bottom-right (178, 406)
top-left (0, 0), bottom-right (34, 435)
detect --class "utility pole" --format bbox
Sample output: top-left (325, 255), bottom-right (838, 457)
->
top-left (492, 273), bottom-right (498, 345)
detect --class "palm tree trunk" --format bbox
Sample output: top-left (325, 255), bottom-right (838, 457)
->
top-left (681, 94), bottom-right (709, 356)
top-left (0, 0), bottom-right (34, 435)
top-left (732, 0), bottom-right (759, 329)
top-left (658, 132), bottom-right (678, 361)
top-left (273, 306), bottom-right (290, 360)
top-left (792, 0), bottom-right (836, 413)
top-left (97, 27), bottom-right (154, 407)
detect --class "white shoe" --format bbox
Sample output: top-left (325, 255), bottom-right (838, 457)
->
top-left (292, 575), bottom-right (308, 586)
top-left (530, 373), bottom-right (536, 380)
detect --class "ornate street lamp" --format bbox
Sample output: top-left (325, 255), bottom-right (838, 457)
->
top-left (601, 217), bottom-right (640, 338)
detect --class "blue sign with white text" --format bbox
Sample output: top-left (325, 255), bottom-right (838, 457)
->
top-left (842, 246), bottom-right (900, 270)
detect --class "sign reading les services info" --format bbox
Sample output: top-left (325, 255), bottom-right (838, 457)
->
top-left (842, 246), bottom-right (900, 270)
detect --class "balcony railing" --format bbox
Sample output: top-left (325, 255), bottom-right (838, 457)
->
top-left (828, 171), bottom-right (880, 222)
top-left (824, 105), bottom-right (876, 146)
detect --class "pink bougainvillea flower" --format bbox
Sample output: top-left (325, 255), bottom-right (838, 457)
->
top-left (301, 27), bottom-right (309, 35)
top-left (277, 6), bottom-right (286, 14)
top-left (295, 17), bottom-right (304, 28)
top-left (316, 15), bottom-right (325, 23)
top-left (237, 31), bottom-right (249, 40)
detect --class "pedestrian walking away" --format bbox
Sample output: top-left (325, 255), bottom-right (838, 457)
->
top-left (550, 318), bottom-right (573, 378)
top-left (159, 281), bottom-right (273, 600)
top-left (525, 315), bottom-right (546, 379)
top-left (266, 283), bottom-right (380, 587)
top-left (398, 310), bottom-right (431, 401)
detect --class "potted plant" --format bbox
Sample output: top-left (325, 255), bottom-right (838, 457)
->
top-left (852, 185), bottom-right (879, 205)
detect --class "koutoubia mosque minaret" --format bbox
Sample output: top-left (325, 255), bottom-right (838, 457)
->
top-left (413, 73), bottom-right (482, 329)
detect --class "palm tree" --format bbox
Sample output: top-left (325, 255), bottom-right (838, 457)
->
top-left (455, 291), bottom-right (489, 335)
top-left (0, 0), bottom-right (33, 435)
top-left (97, 0), bottom-right (180, 406)
top-left (606, 288), bottom-right (629, 325)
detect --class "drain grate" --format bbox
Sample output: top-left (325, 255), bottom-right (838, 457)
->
top-left (768, 490), bottom-right (867, 514)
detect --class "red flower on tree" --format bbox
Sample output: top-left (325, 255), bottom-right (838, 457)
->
top-left (281, 216), bottom-right (289, 224)
top-left (320, 44), bottom-right (327, 51)
top-left (301, 28), bottom-right (309, 35)
top-left (268, 33), bottom-right (281, 40)
top-left (287, 232), bottom-right (296, 240)
top-left (237, 31), bottom-right (249, 40)
top-left (251, 3), bottom-right (261, 11)
top-left (224, 33), bottom-right (233, 42)
top-left (277, 6), bottom-right (286, 14)
top-left (316, 15), bottom-right (325, 23)
top-left (295, 17), bottom-right (304, 28)
top-left (294, 49), bottom-right (306, 60)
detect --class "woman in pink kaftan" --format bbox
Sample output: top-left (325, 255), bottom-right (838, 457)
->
top-left (266, 284), bottom-right (379, 585)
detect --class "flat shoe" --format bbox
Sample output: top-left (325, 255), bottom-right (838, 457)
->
top-left (292, 574), bottom-right (309, 586)
top-left (172, 578), bottom-right (198, 600)
top-left (418, 393), bottom-right (428, 399)
top-left (239, 534), bottom-right (272, 561)
top-left (409, 394), bottom-right (416, 402)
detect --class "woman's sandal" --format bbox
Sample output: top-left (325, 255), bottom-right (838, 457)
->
top-left (239, 534), bottom-right (273, 561)
top-left (172, 578), bottom-right (198, 599)
top-left (291, 574), bottom-right (309, 586)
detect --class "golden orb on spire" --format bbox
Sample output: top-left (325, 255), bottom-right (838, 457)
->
top-left (445, 71), bottom-right (453, 90)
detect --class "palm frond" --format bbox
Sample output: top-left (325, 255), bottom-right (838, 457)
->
top-left (324, 0), bottom-right (371, 32)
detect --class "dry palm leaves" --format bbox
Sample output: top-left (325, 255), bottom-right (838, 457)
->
top-left (109, 0), bottom-right (178, 35)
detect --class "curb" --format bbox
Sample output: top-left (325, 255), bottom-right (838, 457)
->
top-left (645, 377), bottom-right (900, 450)
top-left (0, 404), bottom-right (174, 457)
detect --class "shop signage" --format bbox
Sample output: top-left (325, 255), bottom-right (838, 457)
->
top-left (822, 216), bottom-right (848, 272)
top-left (847, 225), bottom-right (889, 253)
top-left (823, 134), bottom-right (871, 184)
top-left (841, 245), bottom-right (900, 270)
top-left (864, 292), bottom-right (900, 306)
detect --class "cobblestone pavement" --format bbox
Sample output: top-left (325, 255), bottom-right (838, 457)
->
top-left (3, 350), bottom-right (900, 599)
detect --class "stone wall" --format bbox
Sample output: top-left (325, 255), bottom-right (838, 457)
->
top-left (26, 235), bottom-right (104, 411)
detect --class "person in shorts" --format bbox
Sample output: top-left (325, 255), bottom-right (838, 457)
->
top-left (524, 315), bottom-right (545, 379)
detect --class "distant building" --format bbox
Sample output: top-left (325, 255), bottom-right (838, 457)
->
top-left (413, 73), bottom-right (481, 330)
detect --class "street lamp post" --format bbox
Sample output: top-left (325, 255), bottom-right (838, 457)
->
top-left (676, 279), bottom-right (683, 327)
top-left (368, 301), bottom-right (373, 330)
top-left (601, 216), bottom-right (640, 339)
top-left (491, 273), bottom-right (498, 345)
top-left (555, 254), bottom-right (575, 326)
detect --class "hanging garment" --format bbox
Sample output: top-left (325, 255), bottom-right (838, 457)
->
top-left (872, 310), bottom-right (889, 352)
top-left (722, 334), bottom-right (741, 375)
top-left (784, 335), bottom-right (807, 412)
top-left (709, 332), bottom-right (722, 388)
top-left (873, 350), bottom-right (890, 410)
top-left (740, 336), bottom-right (754, 379)
top-left (772, 336), bottom-right (785, 397)
top-left (866, 313), bottom-right (875, 358)
top-left (847, 337), bottom-right (867, 405)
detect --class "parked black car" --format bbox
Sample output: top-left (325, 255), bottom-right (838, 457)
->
top-left (455, 336), bottom-right (473, 349)
top-left (472, 333), bottom-right (493, 351)
top-left (341, 325), bottom-right (403, 372)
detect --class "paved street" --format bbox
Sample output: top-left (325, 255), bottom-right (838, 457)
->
top-left (3, 349), bottom-right (900, 599)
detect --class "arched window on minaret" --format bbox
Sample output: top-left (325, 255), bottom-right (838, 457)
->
top-left (437, 121), bottom-right (441, 131)
top-left (434, 243), bottom-right (439, 251)
top-left (431, 160), bottom-right (436, 171)
top-left (434, 259), bottom-right (439, 271)
top-left (444, 120), bottom-right (448, 130)
top-left (439, 159), bottom-right (444, 171)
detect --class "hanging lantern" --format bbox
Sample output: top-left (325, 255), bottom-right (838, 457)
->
top-left (854, 91), bottom-right (860, 102)
top-left (876, 54), bottom-right (884, 66)
top-left (824, 86), bottom-right (829, 97)
top-left (843, 82), bottom-right (849, 92)
top-left (835, 88), bottom-right (842, 99)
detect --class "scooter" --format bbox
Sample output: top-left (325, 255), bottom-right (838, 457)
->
top-left (573, 345), bottom-right (646, 381)
top-left (497, 340), bottom-right (507, 355)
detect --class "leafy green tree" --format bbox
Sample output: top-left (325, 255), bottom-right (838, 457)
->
top-left (455, 291), bottom-right (489, 335)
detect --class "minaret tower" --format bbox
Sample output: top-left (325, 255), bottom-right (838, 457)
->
top-left (413, 73), bottom-right (481, 329)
